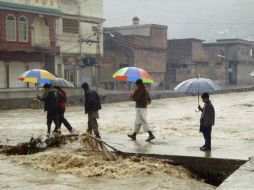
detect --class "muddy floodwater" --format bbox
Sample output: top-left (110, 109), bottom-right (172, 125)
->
top-left (1, 91), bottom-right (254, 189)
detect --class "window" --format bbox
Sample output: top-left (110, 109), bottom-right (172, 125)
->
top-left (63, 18), bottom-right (79, 34)
top-left (18, 16), bottom-right (28, 42)
top-left (6, 15), bottom-right (16, 41)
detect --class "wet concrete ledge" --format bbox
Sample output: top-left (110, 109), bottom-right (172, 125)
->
top-left (217, 158), bottom-right (254, 190)
top-left (101, 135), bottom-right (253, 187)
top-left (1, 85), bottom-right (254, 109)
top-left (118, 152), bottom-right (246, 186)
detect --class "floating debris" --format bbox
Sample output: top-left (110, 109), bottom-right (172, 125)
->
top-left (0, 133), bottom-right (117, 161)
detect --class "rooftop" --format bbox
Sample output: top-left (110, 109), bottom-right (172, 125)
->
top-left (204, 39), bottom-right (254, 46)
top-left (168, 38), bottom-right (204, 42)
top-left (105, 24), bottom-right (168, 31)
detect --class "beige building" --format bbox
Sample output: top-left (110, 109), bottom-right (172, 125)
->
top-left (102, 18), bottom-right (168, 90)
top-left (204, 39), bottom-right (254, 86)
top-left (166, 38), bottom-right (209, 89)
top-left (55, 0), bottom-right (104, 87)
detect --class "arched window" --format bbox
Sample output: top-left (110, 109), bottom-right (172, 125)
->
top-left (18, 16), bottom-right (28, 42)
top-left (6, 15), bottom-right (16, 41)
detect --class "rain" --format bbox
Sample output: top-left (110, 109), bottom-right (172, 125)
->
top-left (0, 0), bottom-right (254, 190)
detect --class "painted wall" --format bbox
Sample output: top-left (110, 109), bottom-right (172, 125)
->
top-left (0, 10), bottom-right (57, 52)
top-left (237, 63), bottom-right (254, 85)
top-left (57, 20), bottom-right (100, 55)
top-left (0, 0), bottom-right (60, 10)
top-left (59, 0), bottom-right (102, 18)
top-left (0, 61), bottom-right (7, 88)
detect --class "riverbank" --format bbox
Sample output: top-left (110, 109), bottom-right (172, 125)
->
top-left (1, 85), bottom-right (254, 109)
top-left (0, 90), bottom-right (254, 189)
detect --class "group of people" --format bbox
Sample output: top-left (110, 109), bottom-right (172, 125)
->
top-left (127, 79), bottom-right (215, 151)
top-left (38, 82), bottom-right (102, 139)
top-left (39, 79), bottom-right (215, 152)
top-left (37, 84), bottom-right (75, 137)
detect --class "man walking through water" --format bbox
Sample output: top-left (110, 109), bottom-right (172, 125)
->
top-left (82, 82), bottom-right (101, 138)
top-left (198, 92), bottom-right (215, 151)
top-left (37, 84), bottom-right (60, 136)
top-left (128, 79), bottom-right (155, 141)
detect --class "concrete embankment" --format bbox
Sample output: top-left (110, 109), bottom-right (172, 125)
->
top-left (101, 134), bottom-right (253, 187)
top-left (1, 86), bottom-right (254, 109)
top-left (217, 158), bottom-right (254, 190)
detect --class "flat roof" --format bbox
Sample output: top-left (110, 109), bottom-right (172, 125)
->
top-left (105, 24), bottom-right (168, 31)
top-left (168, 38), bottom-right (204, 42)
top-left (204, 39), bottom-right (254, 46)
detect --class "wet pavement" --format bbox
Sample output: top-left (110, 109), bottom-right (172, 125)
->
top-left (102, 134), bottom-right (254, 189)
top-left (102, 134), bottom-right (254, 161)
top-left (217, 158), bottom-right (254, 190)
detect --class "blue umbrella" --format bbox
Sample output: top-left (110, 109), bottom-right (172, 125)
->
top-left (174, 77), bottom-right (220, 105)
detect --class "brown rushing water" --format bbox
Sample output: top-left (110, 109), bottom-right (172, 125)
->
top-left (1, 91), bottom-right (254, 189)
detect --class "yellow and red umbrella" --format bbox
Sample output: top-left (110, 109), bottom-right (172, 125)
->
top-left (18, 69), bottom-right (57, 85)
top-left (113, 67), bottom-right (154, 84)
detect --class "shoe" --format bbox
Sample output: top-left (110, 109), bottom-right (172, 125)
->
top-left (70, 128), bottom-right (76, 134)
top-left (127, 133), bottom-right (136, 140)
top-left (200, 146), bottom-right (211, 151)
top-left (146, 132), bottom-right (155, 141)
top-left (200, 145), bottom-right (206, 149)
top-left (53, 130), bottom-right (61, 136)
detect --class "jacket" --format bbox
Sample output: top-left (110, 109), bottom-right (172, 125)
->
top-left (131, 88), bottom-right (151, 108)
top-left (38, 88), bottom-right (59, 112)
top-left (57, 88), bottom-right (66, 112)
top-left (84, 89), bottom-right (101, 114)
top-left (200, 100), bottom-right (215, 127)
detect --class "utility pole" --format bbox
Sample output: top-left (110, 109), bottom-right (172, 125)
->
top-left (76, 0), bottom-right (101, 89)
top-left (77, 0), bottom-right (82, 87)
top-left (78, 0), bottom-right (82, 56)
top-left (95, 25), bottom-right (101, 90)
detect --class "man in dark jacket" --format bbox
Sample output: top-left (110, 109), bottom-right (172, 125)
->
top-left (82, 82), bottom-right (101, 138)
top-left (127, 79), bottom-right (155, 141)
top-left (37, 84), bottom-right (60, 136)
top-left (198, 92), bottom-right (215, 151)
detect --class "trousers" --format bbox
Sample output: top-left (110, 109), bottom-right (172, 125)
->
top-left (134, 108), bottom-right (151, 133)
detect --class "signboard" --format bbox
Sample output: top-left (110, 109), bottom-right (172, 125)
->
top-left (0, 0), bottom-right (60, 9)
top-left (0, 0), bottom-right (60, 14)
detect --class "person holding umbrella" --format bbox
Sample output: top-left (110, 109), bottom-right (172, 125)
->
top-left (82, 82), bottom-right (101, 138)
top-left (128, 79), bottom-right (155, 141)
top-left (37, 84), bottom-right (60, 137)
top-left (198, 92), bottom-right (215, 151)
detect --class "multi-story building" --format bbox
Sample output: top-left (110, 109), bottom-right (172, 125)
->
top-left (204, 39), bottom-right (254, 86)
top-left (0, 0), bottom-right (61, 88)
top-left (102, 17), bottom-right (168, 90)
top-left (56, 0), bottom-right (104, 87)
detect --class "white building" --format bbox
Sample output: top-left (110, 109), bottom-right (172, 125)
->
top-left (55, 0), bottom-right (104, 87)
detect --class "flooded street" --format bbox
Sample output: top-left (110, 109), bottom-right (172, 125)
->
top-left (1, 91), bottom-right (254, 189)
top-left (0, 158), bottom-right (214, 190)
top-left (1, 91), bottom-right (254, 141)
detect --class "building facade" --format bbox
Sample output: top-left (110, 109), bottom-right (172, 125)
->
top-left (102, 18), bottom-right (168, 90)
top-left (204, 39), bottom-right (254, 86)
top-left (56, 0), bottom-right (104, 87)
top-left (166, 38), bottom-right (209, 89)
top-left (0, 0), bottom-right (60, 88)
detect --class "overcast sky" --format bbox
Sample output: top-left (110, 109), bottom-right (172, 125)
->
top-left (104, 0), bottom-right (254, 42)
